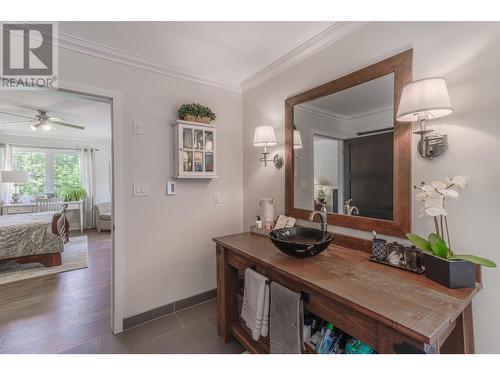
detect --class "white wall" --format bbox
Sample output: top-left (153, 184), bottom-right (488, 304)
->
top-left (242, 22), bottom-right (500, 353)
top-left (57, 43), bottom-right (243, 318)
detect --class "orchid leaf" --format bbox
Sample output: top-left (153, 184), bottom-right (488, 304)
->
top-left (428, 233), bottom-right (449, 258)
top-left (448, 254), bottom-right (497, 268)
top-left (406, 233), bottom-right (432, 253)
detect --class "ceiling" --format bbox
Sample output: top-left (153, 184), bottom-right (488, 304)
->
top-left (60, 21), bottom-right (335, 88)
top-left (305, 73), bottom-right (394, 118)
top-left (0, 90), bottom-right (112, 141)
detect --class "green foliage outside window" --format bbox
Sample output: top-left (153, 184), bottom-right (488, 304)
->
top-left (54, 153), bottom-right (82, 198)
top-left (12, 151), bottom-right (46, 196)
top-left (12, 150), bottom-right (83, 199)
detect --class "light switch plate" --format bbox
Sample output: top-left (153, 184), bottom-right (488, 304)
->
top-left (166, 180), bottom-right (176, 195)
top-left (133, 121), bottom-right (144, 135)
top-left (213, 191), bottom-right (221, 204)
top-left (133, 182), bottom-right (149, 196)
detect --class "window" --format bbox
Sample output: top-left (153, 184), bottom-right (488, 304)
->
top-left (12, 147), bottom-right (81, 198)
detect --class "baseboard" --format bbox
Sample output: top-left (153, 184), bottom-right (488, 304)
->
top-left (122, 288), bottom-right (217, 330)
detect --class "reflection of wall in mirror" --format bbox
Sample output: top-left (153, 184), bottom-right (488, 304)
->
top-left (293, 105), bottom-right (347, 211)
top-left (293, 103), bottom-right (394, 215)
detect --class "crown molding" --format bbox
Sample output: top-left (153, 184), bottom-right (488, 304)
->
top-left (346, 105), bottom-right (393, 120)
top-left (31, 22), bottom-right (368, 94)
top-left (241, 22), bottom-right (368, 92)
top-left (295, 103), bottom-right (347, 122)
top-left (31, 26), bottom-right (242, 93)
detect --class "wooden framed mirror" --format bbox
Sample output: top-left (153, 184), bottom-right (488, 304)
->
top-left (285, 50), bottom-right (413, 237)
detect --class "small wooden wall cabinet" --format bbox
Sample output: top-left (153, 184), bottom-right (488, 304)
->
top-left (213, 232), bottom-right (479, 354)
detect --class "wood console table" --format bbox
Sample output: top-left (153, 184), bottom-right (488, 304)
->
top-left (214, 232), bottom-right (479, 354)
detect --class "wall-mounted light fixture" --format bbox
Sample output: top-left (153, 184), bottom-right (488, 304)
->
top-left (396, 78), bottom-right (453, 159)
top-left (293, 128), bottom-right (303, 150)
top-left (253, 125), bottom-right (284, 169)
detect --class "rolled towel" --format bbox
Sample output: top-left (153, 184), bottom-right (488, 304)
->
top-left (240, 268), bottom-right (270, 340)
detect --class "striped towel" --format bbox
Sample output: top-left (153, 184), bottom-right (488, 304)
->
top-left (240, 268), bottom-right (270, 340)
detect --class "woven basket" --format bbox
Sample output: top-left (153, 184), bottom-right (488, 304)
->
top-left (183, 114), bottom-right (211, 124)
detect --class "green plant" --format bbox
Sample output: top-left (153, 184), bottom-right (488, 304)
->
top-left (178, 103), bottom-right (216, 122)
top-left (407, 175), bottom-right (496, 268)
top-left (407, 233), bottom-right (496, 267)
top-left (62, 186), bottom-right (88, 202)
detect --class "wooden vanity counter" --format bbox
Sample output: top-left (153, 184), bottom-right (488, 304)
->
top-left (214, 232), bottom-right (479, 354)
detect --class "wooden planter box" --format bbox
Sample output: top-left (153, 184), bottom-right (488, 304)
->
top-left (423, 252), bottom-right (475, 289)
top-left (182, 115), bottom-right (211, 124)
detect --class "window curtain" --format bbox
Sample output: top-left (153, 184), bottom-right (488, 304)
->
top-left (1, 144), bottom-right (12, 204)
top-left (80, 148), bottom-right (96, 228)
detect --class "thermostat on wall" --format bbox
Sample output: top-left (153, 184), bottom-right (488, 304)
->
top-left (166, 180), bottom-right (176, 195)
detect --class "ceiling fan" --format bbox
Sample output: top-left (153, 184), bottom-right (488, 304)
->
top-left (0, 109), bottom-right (85, 132)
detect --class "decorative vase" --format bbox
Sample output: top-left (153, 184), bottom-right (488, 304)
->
top-left (423, 252), bottom-right (475, 289)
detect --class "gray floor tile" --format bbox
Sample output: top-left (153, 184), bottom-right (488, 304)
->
top-left (60, 337), bottom-right (102, 354)
top-left (101, 333), bottom-right (132, 354)
top-left (175, 299), bottom-right (216, 326)
top-left (205, 314), bottom-right (217, 332)
top-left (135, 319), bottom-right (214, 354)
top-left (116, 313), bottom-right (182, 348)
top-left (196, 336), bottom-right (244, 354)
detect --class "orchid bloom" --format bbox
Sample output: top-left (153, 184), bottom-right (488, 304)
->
top-left (414, 176), bottom-right (467, 217)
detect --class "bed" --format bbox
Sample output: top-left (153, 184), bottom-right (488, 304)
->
top-left (0, 210), bottom-right (67, 267)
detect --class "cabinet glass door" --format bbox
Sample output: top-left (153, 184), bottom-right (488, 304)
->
top-left (205, 131), bottom-right (214, 151)
top-left (183, 151), bottom-right (193, 172)
top-left (183, 127), bottom-right (193, 149)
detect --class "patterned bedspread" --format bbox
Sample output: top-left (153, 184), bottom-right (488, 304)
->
top-left (0, 212), bottom-right (64, 260)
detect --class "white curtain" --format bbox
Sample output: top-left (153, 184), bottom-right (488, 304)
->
top-left (1, 144), bottom-right (13, 204)
top-left (80, 148), bottom-right (96, 228)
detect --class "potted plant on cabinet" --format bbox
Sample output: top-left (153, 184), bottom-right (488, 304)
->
top-left (407, 176), bottom-right (496, 288)
top-left (177, 103), bottom-right (216, 124)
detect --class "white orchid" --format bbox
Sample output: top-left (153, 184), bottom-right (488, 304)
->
top-left (413, 176), bottom-right (468, 252)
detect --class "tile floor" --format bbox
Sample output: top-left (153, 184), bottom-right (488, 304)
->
top-left (61, 299), bottom-right (244, 354)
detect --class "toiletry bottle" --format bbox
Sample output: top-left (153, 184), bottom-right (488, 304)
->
top-left (255, 216), bottom-right (262, 229)
top-left (265, 219), bottom-right (272, 231)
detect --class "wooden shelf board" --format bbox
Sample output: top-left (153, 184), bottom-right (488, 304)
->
top-left (231, 323), bottom-right (268, 354)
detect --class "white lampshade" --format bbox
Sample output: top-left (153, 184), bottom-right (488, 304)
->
top-left (396, 78), bottom-right (453, 122)
top-left (0, 170), bottom-right (29, 183)
top-left (293, 129), bottom-right (303, 150)
top-left (253, 126), bottom-right (277, 147)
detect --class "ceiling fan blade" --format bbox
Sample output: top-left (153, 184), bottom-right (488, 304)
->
top-left (0, 120), bottom-right (37, 126)
top-left (52, 120), bottom-right (85, 130)
top-left (48, 117), bottom-right (63, 122)
top-left (0, 110), bottom-right (37, 120)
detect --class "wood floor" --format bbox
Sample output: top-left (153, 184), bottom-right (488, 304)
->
top-left (0, 229), bottom-right (112, 353)
top-left (0, 229), bottom-right (243, 354)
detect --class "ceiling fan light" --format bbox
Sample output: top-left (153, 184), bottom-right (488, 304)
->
top-left (42, 123), bottom-right (53, 131)
top-left (31, 123), bottom-right (38, 131)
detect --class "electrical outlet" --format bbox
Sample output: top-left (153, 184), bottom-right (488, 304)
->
top-left (133, 182), bottom-right (149, 196)
top-left (213, 191), bottom-right (221, 204)
top-left (133, 121), bottom-right (144, 135)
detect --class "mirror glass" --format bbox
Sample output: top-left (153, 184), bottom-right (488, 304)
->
top-left (293, 73), bottom-right (395, 220)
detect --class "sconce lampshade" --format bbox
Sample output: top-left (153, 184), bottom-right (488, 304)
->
top-left (293, 129), bottom-right (303, 150)
top-left (396, 78), bottom-right (453, 122)
top-left (253, 126), bottom-right (277, 147)
top-left (0, 170), bottom-right (29, 183)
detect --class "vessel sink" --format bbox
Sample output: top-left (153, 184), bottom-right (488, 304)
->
top-left (269, 227), bottom-right (334, 257)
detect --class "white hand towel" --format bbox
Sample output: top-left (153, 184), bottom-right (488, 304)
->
top-left (240, 268), bottom-right (270, 340)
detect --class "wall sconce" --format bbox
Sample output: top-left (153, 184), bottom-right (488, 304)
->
top-left (396, 78), bottom-right (453, 159)
top-left (293, 129), bottom-right (303, 150)
top-left (253, 125), bottom-right (284, 169)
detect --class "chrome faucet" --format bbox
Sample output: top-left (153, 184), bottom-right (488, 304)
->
top-left (308, 204), bottom-right (328, 232)
top-left (343, 199), bottom-right (359, 216)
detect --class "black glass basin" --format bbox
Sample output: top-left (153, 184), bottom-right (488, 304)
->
top-left (269, 227), bottom-right (334, 257)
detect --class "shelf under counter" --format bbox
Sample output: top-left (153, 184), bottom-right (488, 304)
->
top-left (214, 232), bottom-right (480, 354)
